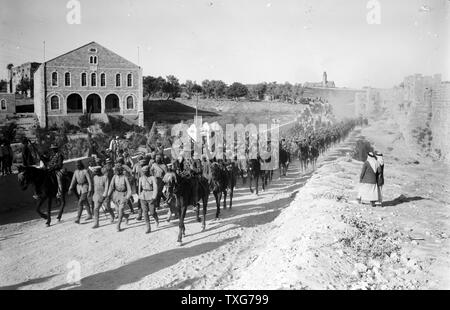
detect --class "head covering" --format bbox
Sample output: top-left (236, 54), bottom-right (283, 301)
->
top-left (105, 158), bottom-right (112, 164)
top-left (76, 160), bottom-right (84, 169)
top-left (375, 151), bottom-right (384, 166)
top-left (50, 143), bottom-right (58, 149)
top-left (92, 166), bottom-right (102, 174)
top-left (142, 165), bottom-right (149, 172)
top-left (367, 152), bottom-right (380, 173)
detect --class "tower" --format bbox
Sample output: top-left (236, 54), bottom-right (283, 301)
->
top-left (322, 71), bottom-right (328, 87)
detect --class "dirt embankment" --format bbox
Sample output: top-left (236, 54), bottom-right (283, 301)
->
top-left (224, 119), bottom-right (450, 289)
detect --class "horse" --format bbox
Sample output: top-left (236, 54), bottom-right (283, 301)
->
top-left (210, 162), bottom-right (227, 219)
top-left (247, 158), bottom-right (261, 195)
top-left (279, 147), bottom-right (290, 177)
top-left (17, 166), bottom-right (72, 227)
top-left (170, 173), bottom-right (210, 245)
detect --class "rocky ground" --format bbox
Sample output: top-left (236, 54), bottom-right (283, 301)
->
top-left (0, 118), bottom-right (448, 290)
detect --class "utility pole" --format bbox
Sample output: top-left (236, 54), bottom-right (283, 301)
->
top-left (137, 46), bottom-right (140, 66)
top-left (43, 41), bottom-right (48, 129)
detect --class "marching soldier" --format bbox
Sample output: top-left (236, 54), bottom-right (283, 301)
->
top-left (92, 166), bottom-right (115, 228)
top-left (108, 164), bottom-right (132, 232)
top-left (69, 160), bottom-right (93, 224)
top-left (150, 154), bottom-right (167, 210)
top-left (137, 165), bottom-right (159, 233)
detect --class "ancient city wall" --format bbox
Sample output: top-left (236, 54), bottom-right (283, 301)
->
top-left (431, 83), bottom-right (450, 162)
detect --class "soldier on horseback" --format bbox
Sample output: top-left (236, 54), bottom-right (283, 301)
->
top-left (41, 143), bottom-right (65, 200)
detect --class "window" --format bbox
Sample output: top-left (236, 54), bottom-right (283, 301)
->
top-left (90, 55), bottom-right (97, 64)
top-left (127, 73), bottom-right (132, 87)
top-left (50, 96), bottom-right (59, 110)
top-left (65, 72), bottom-right (71, 86)
top-left (126, 96), bottom-right (134, 109)
top-left (91, 73), bottom-right (97, 87)
top-left (100, 73), bottom-right (106, 87)
top-left (81, 73), bottom-right (87, 86)
top-left (89, 48), bottom-right (97, 53)
top-left (0, 99), bottom-right (6, 110)
top-left (51, 72), bottom-right (58, 86)
top-left (116, 74), bottom-right (121, 87)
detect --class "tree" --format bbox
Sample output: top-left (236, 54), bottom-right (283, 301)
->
top-left (254, 83), bottom-right (267, 100)
top-left (0, 79), bottom-right (7, 92)
top-left (16, 77), bottom-right (33, 96)
top-left (162, 75), bottom-right (181, 100)
top-left (184, 80), bottom-right (202, 99)
top-left (210, 80), bottom-right (227, 98)
top-left (6, 63), bottom-right (13, 93)
top-left (226, 82), bottom-right (248, 100)
top-left (143, 76), bottom-right (165, 99)
top-left (201, 80), bottom-right (214, 98)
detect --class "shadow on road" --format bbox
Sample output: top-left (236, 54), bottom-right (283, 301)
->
top-left (51, 237), bottom-right (237, 290)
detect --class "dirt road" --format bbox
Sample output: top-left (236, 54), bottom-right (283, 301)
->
top-left (1, 119), bottom-right (448, 290)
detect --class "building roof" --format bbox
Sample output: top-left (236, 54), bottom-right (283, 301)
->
top-left (44, 41), bottom-right (140, 69)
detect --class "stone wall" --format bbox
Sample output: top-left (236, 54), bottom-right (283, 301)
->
top-left (431, 83), bottom-right (450, 162)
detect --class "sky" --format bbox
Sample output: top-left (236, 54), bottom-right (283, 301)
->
top-left (0, 0), bottom-right (448, 88)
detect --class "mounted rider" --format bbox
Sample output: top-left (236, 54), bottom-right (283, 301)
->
top-left (41, 143), bottom-right (65, 199)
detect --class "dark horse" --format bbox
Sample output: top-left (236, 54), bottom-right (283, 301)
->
top-left (171, 174), bottom-right (210, 245)
top-left (17, 166), bottom-right (72, 226)
top-left (279, 147), bottom-right (290, 177)
top-left (210, 161), bottom-right (237, 219)
top-left (248, 158), bottom-right (261, 195)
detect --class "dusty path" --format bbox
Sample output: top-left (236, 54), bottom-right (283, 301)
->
top-left (1, 119), bottom-right (447, 290)
top-left (0, 134), bottom-right (343, 290)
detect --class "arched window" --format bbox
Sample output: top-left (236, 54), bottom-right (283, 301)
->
top-left (0, 99), bottom-right (6, 110)
top-left (51, 72), bottom-right (58, 86)
top-left (93, 56), bottom-right (98, 64)
top-left (89, 56), bottom-right (93, 64)
top-left (50, 95), bottom-right (59, 110)
top-left (81, 73), bottom-right (87, 86)
top-left (91, 73), bottom-right (97, 87)
top-left (100, 73), bottom-right (106, 87)
top-left (127, 73), bottom-right (132, 87)
top-left (126, 96), bottom-right (134, 109)
top-left (65, 72), bottom-right (71, 86)
top-left (116, 74), bottom-right (121, 87)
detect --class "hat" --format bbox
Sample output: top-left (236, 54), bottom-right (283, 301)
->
top-left (50, 143), bottom-right (58, 149)
top-left (105, 158), bottom-right (112, 164)
top-left (368, 151), bottom-right (375, 158)
top-left (375, 151), bottom-right (383, 156)
top-left (142, 165), bottom-right (149, 172)
top-left (92, 166), bottom-right (102, 172)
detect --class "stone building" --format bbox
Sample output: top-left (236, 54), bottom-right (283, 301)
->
top-left (33, 41), bottom-right (143, 127)
top-left (8, 62), bottom-right (41, 97)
